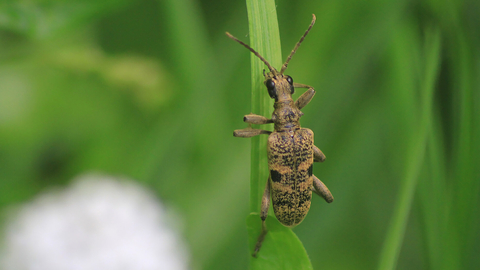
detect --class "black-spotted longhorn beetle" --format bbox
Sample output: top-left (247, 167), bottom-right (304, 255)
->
top-left (226, 14), bottom-right (334, 257)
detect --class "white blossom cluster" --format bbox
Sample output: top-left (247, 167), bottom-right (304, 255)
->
top-left (0, 173), bottom-right (189, 270)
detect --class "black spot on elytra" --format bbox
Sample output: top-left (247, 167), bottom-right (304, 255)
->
top-left (270, 170), bottom-right (282, 182)
top-left (308, 164), bottom-right (313, 176)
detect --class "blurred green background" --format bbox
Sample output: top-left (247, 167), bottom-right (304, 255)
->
top-left (0, 0), bottom-right (479, 269)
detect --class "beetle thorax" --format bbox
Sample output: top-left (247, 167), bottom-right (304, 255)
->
top-left (272, 100), bottom-right (303, 131)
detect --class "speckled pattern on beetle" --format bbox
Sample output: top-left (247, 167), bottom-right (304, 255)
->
top-left (227, 14), bottom-right (334, 257)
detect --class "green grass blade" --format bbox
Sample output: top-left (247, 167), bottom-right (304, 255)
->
top-left (246, 0), bottom-right (280, 214)
top-left (243, 1), bottom-right (312, 268)
top-left (377, 26), bottom-right (441, 270)
top-left (445, 28), bottom-right (479, 270)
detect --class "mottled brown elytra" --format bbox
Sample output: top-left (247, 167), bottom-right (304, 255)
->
top-left (227, 14), bottom-right (334, 257)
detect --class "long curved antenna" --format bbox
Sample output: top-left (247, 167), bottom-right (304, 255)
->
top-left (280, 14), bottom-right (316, 74)
top-left (226, 32), bottom-right (277, 74)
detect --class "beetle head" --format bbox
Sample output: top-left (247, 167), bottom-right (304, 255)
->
top-left (263, 72), bottom-right (295, 102)
top-left (226, 14), bottom-right (316, 102)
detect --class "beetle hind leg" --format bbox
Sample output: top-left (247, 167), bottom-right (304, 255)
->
top-left (311, 175), bottom-right (333, 203)
top-left (252, 220), bottom-right (267, 257)
top-left (252, 177), bottom-right (271, 257)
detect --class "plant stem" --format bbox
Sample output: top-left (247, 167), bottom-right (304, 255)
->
top-left (245, 0), bottom-right (282, 213)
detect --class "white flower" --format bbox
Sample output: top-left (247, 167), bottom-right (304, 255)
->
top-left (0, 173), bottom-right (189, 270)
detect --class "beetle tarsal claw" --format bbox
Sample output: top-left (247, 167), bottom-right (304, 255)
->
top-left (252, 221), bottom-right (268, 257)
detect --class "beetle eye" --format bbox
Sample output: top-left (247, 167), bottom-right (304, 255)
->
top-left (285, 76), bottom-right (295, 94)
top-left (286, 75), bottom-right (293, 85)
top-left (286, 75), bottom-right (294, 94)
top-left (265, 79), bottom-right (276, 99)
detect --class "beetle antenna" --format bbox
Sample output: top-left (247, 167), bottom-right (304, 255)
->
top-left (280, 14), bottom-right (316, 74)
top-left (226, 32), bottom-right (277, 74)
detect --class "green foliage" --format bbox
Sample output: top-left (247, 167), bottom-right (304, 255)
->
top-left (247, 214), bottom-right (312, 270)
top-left (378, 26), bottom-right (441, 270)
top-left (0, 0), bottom-right (479, 269)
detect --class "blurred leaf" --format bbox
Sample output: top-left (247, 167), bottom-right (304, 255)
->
top-left (247, 214), bottom-right (312, 270)
top-left (0, 0), bottom-right (479, 269)
top-left (0, 0), bottom-right (131, 38)
top-left (378, 26), bottom-right (441, 270)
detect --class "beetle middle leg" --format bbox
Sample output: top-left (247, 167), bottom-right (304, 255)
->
top-left (252, 176), bottom-right (271, 257)
top-left (243, 113), bottom-right (273, 125)
top-left (234, 113), bottom-right (273, 138)
top-left (313, 145), bottom-right (326, 162)
top-left (234, 127), bottom-right (271, 138)
top-left (311, 175), bottom-right (334, 203)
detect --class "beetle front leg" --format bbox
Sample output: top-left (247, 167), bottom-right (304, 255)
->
top-left (293, 83), bottom-right (315, 110)
top-left (243, 113), bottom-right (273, 125)
top-left (311, 175), bottom-right (333, 203)
top-left (252, 177), bottom-right (271, 257)
top-left (234, 127), bottom-right (271, 138)
top-left (313, 145), bottom-right (326, 162)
